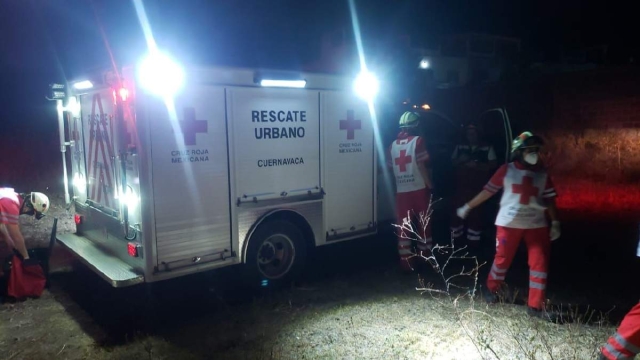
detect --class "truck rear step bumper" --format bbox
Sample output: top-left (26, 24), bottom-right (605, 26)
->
top-left (57, 233), bottom-right (144, 288)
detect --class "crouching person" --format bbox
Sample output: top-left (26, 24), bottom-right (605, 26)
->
top-left (0, 187), bottom-right (50, 300)
top-left (0, 188), bottom-right (50, 259)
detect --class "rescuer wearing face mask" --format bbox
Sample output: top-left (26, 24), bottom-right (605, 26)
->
top-left (456, 131), bottom-right (562, 321)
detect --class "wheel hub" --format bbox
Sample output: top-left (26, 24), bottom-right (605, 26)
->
top-left (256, 234), bottom-right (295, 280)
top-left (258, 242), bottom-right (276, 264)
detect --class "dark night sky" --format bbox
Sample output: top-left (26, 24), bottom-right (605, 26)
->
top-left (0, 0), bottom-right (638, 134)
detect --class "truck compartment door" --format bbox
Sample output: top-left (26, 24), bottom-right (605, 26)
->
top-left (80, 90), bottom-right (119, 212)
top-left (227, 88), bottom-right (322, 204)
top-left (322, 92), bottom-right (375, 241)
top-left (474, 108), bottom-right (513, 165)
top-left (470, 107), bottom-right (513, 221)
top-left (149, 86), bottom-right (232, 270)
top-left (69, 99), bottom-right (88, 204)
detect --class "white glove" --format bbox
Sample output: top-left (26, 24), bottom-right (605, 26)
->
top-left (550, 221), bottom-right (561, 241)
top-left (456, 204), bottom-right (471, 219)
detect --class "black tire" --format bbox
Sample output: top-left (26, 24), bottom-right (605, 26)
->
top-left (244, 219), bottom-right (307, 290)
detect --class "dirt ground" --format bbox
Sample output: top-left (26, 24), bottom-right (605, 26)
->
top-left (0, 270), bottom-right (618, 360)
top-left (0, 193), bottom-right (634, 360)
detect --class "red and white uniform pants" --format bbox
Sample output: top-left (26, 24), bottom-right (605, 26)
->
top-left (396, 188), bottom-right (433, 270)
top-left (487, 226), bottom-right (550, 310)
top-left (601, 302), bottom-right (640, 360)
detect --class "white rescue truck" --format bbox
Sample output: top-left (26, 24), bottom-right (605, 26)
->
top-left (54, 52), bottom-right (396, 288)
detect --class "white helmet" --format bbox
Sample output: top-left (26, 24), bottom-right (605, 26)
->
top-left (30, 192), bottom-right (50, 219)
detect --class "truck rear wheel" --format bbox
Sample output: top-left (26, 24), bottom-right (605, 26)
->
top-left (244, 220), bottom-right (307, 289)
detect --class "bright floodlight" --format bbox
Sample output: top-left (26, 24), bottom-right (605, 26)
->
top-left (67, 96), bottom-right (81, 116)
top-left (354, 71), bottom-right (379, 101)
top-left (72, 172), bottom-right (86, 193)
top-left (419, 58), bottom-right (430, 69)
top-left (137, 52), bottom-right (184, 96)
top-left (73, 80), bottom-right (93, 90)
top-left (260, 79), bottom-right (306, 88)
top-left (117, 186), bottom-right (139, 211)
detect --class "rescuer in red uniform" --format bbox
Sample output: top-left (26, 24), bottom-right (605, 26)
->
top-left (450, 124), bottom-right (497, 249)
top-left (387, 111), bottom-right (433, 272)
top-left (0, 188), bottom-right (50, 262)
top-left (599, 302), bottom-right (640, 359)
top-left (598, 237), bottom-right (640, 359)
top-left (456, 132), bottom-right (562, 321)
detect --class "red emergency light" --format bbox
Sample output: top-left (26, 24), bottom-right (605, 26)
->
top-left (111, 82), bottom-right (131, 104)
top-left (74, 214), bottom-right (83, 225)
top-left (113, 88), bottom-right (130, 103)
top-left (119, 87), bottom-right (130, 102)
top-left (127, 242), bottom-right (140, 257)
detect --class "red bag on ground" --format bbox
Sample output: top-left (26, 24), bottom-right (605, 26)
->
top-left (7, 255), bottom-right (46, 299)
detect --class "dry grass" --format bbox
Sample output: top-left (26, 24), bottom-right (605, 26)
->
top-left (390, 199), bottom-right (615, 360)
top-left (404, 255), bottom-right (615, 360)
top-left (0, 253), bottom-right (617, 360)
top-left (0, 192), bottom-right (619, 360)
top-left (457, 301), bottom-right (611, 360)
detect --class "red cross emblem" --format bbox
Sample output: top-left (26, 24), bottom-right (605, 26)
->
top-left (394, 149), bottom-right (412, 172)
top-left (512, 176), bottom-right (539, 205)
top-left (180, 107), bottom-right (208, 146)
top-left (340, 110), bottom-right (361, 140)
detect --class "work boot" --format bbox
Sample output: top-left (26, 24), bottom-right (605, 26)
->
top-left (483, 285), bottom-right (516, 304)
top-left (526, 307), bottom-right (565, 324)
top-left (483, 289), bottom-right (499, 304)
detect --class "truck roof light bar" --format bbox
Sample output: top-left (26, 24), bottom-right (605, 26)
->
top-left (259, 79), bottom-right (307, 88)
top-left (73, 80), bottom-right (94, 90)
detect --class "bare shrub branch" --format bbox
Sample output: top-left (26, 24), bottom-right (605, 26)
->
top-left (391, 194), bottom-right (614, 359)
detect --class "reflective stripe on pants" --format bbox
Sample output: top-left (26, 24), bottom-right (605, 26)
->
top-left (601, 302), bottom-right (640, 360)
top-left (396, 188), bottom-right (432, 267)
top-left (450, 225), bottom-right (464, 239)
top-left (467, 228), bottom-right (482, 241)
top-left (487, 226), bottom-right (550, 310)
